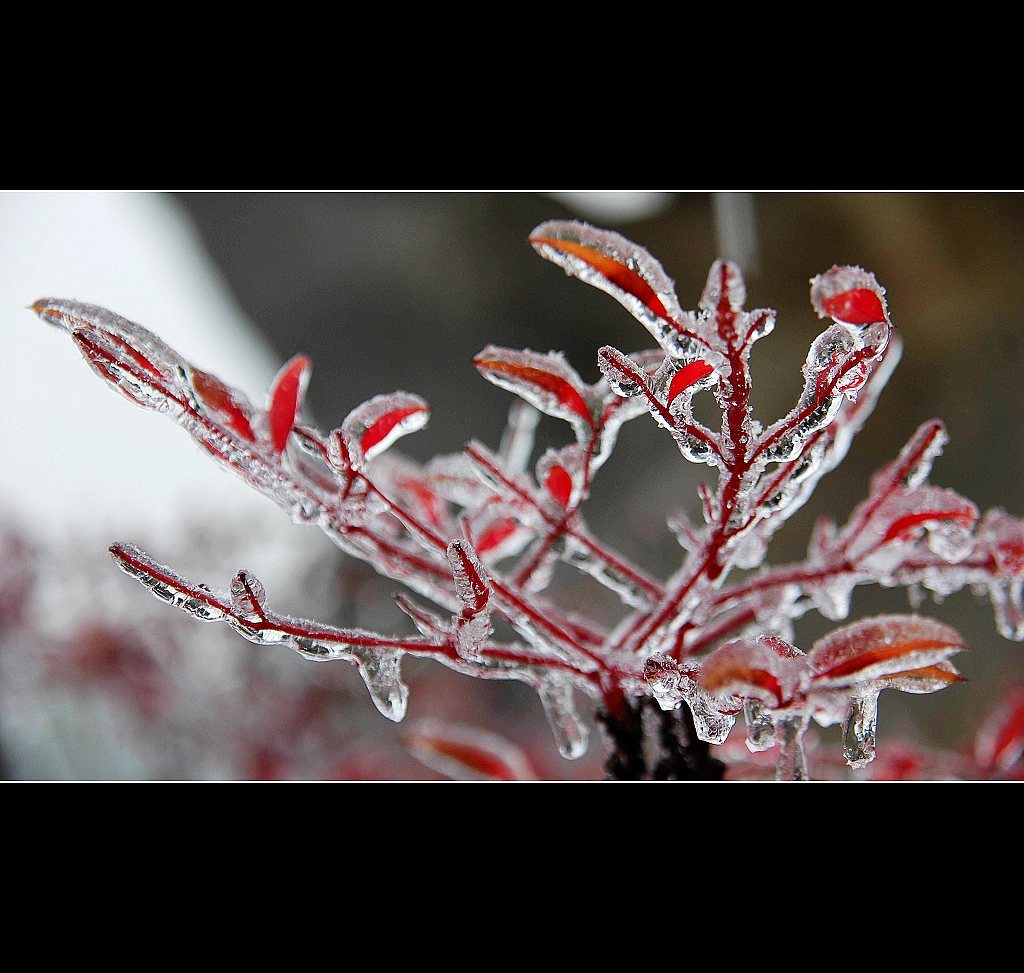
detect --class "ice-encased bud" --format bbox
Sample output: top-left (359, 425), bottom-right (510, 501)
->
top-left (597, 345), bottom-right (647, 399)
top-left (229, 570), bottom-right (266, 620)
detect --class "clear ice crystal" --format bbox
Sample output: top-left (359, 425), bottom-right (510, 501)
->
top-left (744, 698), bottom-right (777, 752)
top-left (352, 647), bottom-right (408, 722)
top-left (538, 677), bottom-right (588, 759)
top-left (842, 691), bottom-right (879, 768)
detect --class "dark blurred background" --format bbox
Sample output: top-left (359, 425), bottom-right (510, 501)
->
top-left (4, 192), bottom-right (1023, 777)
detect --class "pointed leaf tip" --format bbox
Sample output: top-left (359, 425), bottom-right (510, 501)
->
top-left (267, 354), bottom-right (311, 454)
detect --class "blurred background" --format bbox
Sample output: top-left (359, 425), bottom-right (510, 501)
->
top-left (1, 191), bottom-right (1022, 779)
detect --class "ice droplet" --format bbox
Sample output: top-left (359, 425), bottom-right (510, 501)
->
top-left (685, 688), bottom-right (737, 745)
top-left (353, 647), bottom-right (408, 722)
top-left (538, 678), bottom-right (588, 759)
top-left (991, 580), bottom-right (1024, 641)
top-left (643, 653), bottom-right (684, 711)
top-left (843, 691), bottom-right (879, 768)
top-left (744, 698), bottom-right (777, 752)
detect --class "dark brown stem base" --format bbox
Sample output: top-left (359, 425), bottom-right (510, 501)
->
top-left (597, 698), bottom-right (726, 781)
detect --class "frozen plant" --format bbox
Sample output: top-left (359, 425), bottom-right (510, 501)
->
top-left (27, 221), bottom-right (1024, 780)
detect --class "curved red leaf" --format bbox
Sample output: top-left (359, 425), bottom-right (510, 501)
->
top-left (266, 354), bottom-right (311, 454)
top-left (530, 236), bottom-right (670, 320)
top-left (362, 406), bottom-right (427, 457)
top-left (476, 517), bottom-right (520, 555)
top-left (190, 369), bottom-right (255, 443)
top-left (822, 289), bottom-right (887, 326)
top-left (882, 509), bottom-right (977, 544)
top-left (811, 267), bottom-right (889, 326)
top-left (975, 687), bottom-right (1024, 772)
top-left (475, 354), bottom-right (592, 427)
top-left (810, 615), bottom-right (965, 686)
top-left (667, 360), bottom-right (714, 407)
top-left (545, 466), bottom-right (573, 508)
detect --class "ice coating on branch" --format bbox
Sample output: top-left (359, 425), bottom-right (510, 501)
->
top-left (743, 698), bottom-right (777, 752)
top-left (229, 570), bottom-right (267, 621)
top-left (842, 691), bottom-right (879, 768)
top-left (352, 647), bottom-right (408, 721)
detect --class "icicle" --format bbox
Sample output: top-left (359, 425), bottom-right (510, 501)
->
top-left (775, 715), bottom-right (810, 781)
top-left (538, 677), bottom-right (588, 759)
top-left (991, 580), bottom-right (1024, 641)
top-left (744, 698), bottom-right (777, 752)
top-left (843, 691), bottom-right (879, 768)
top-left (352, 647), bottom-right (408, 722)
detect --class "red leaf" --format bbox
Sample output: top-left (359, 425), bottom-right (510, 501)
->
top-left (699, 638), bottom-right (804, 707)
top-left (667, 360), bottom-right (714, 406)
top-left (810, 615), bottom-right (965, 685)
top-left (405, 722), bottom-right (535, 781)
top-left (884, 663), bottom-right (966, 691)
top-left (882, 509), bottom-right (976, 544)
top-left (362, 406), bottom-right (427, 457)
top-left (702, 661), bottom-right (783, 707)
top-left (409, 733), bottom-right (521, 780)
top-left (476, 517), bottom-right (520, 555)
top-left (190, 369), bottom-right (255, 443)
top-left (529, 236), bottom-right (670, 320)
top-left (266, 354), bottom-right (311, 455)
top-left (975, 687), bottom-right (1024, 772)
top-left (545, 466), bottom-right (573, 508)
top-left (475, 354), bottom-right (592, 427)
top-left (394, 476), bottom-right (447, 530)
top-left (811, 267), bottom-right (889, 326)
top-left (822, 288), bottom-right (888, 325)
